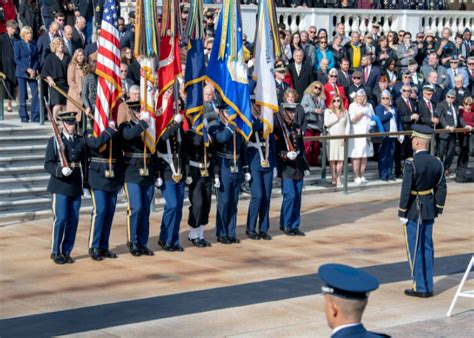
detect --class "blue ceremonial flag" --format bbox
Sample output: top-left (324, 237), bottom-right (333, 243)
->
top-left (206, 0), bottom-right (252, 140)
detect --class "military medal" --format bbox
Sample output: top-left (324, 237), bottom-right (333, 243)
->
top-left (230, 165), bottom-right (239, 174)
top-left (260, 159), bottom-right (270, 168)
top-left (172, 172), bottom-right (182, 183)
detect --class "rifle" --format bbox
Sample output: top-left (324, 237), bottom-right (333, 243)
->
top-left (44, 97), bottom-right (69, 168)
top-left (275, 109), bottom-right (295, 152)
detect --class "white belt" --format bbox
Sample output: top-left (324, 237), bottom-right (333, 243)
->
top-left (248, 142), bottom-right (266, 149)
top-left (189, 160), bottom-right (209, 169)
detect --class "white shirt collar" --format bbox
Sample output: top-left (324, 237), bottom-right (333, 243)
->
top-left (332, 323), bottom-right (361, 336)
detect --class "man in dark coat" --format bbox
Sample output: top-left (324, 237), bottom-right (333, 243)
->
top-left (0, 20), bottom-right (18, 112)
top-left (287, 49), bottom-right (314, 102)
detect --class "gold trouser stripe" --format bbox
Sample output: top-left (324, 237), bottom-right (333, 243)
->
top-left (403, 223), bottom-right (413, 276)
top-left (89, 189), bottom-right (97, 248)
top-left (51, 194), bottom-right (56, 252)
top-left (124, 183), bottom-right (131, 242)
top-left (410, 189), bottom-right (433, 196)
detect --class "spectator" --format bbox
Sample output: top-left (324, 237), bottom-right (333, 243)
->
top-left (204, 37), bottom-right (214, 65)
top-left (316, 29), bottom-right (328, 46)
top-left (344, 31), bottom-right (365, 71)
top-left (375, 90), bottom-right (402, 181)
top-left (420, 52), bottom-right (449, 89)
top-left (376, 36), bottom-right (396, 69)
top-left (301, 81), bottom-right (326, 166)
top-left (348, 89), bottom-right (375, 185)
top-left (418, 85), bottom-right (438, 127)
top-left (275, 64), bottom-right (290, 104)
top-left (452, 33), bottom-right (468, 63)
top-left (425, 71), bottom-right (445, 105)
top-left (286, 32), bottom-right (302, 64)
top-left (13, 26), bottom-right (40, 123)
top-left (0, 0), bottom-right (17, 34)
top-left (66, 48), bottom-right (86, 116)
top-left (361, 54), bottom-right (381, 89)
top-left (120, 47), bottom-right (140, 86)
top-left (42, 37), bottom-right (72, 118)
top-left (316, 57), bottom-right (329, 84)
top-left (414, 32), bottom-right (427, 65)
top-left (364, 35), bottom-right (376, 61)
top-left (453, 75), bottom-right (469, 109)
top-left (462, 28), bottom-right (474, 55)
top-left (333, 23), bottom-right (349, 46)
top-left (72, 16), bottom-right (86, 49)
top-left (458, 96), bottom-right (474, 168)
top-left (117, 16), bottom-right (126, 40)
top-left (81, 59), bottom-right (98, 118)
top-left (382, 57), bottom-right (398, 89)
top-left (37, 22), bottom-right (60, 66)
top-left (73, 0), bottom-right (94, 44)
top-left (447, 56), bottom-right (469, 89)
top-left (203, 84), bottom-right (219, 124)
top-left (372, 75), bottom-right (390, 106)
top-left (422, 30), bottom-right (437, 57)
top-left (324, 68), bottom-right (349, 109)
top-left (337, 58), bottom-right (352, 91)
top-left (435, 27), bottom-right (455, 65)
top-left (120, 11), bottom-right (136, 50)
top-left (331, 35), bottom-right (345, 67)
top-left (324, 95), bottom-right (349, 187)
top-left (396, 84), bottom-right (418, 161)
top-left (387, 31), bottom-right (399, 52)
top-left (287, 49), bottom-right (314, 101)
top-left (347, 70), bottom-right (372, 104)
top-left (63, 25), bottom-right (77, 56)
top-left (283, 88), bottom-right (307, 133)
top-left (357, 0), bottom-right (374, 9)
top-left (119, 63), bottom-right (134, 99)
top-left (467, 56), bottom-right (474, 96)
top-left (0, 20), bottom-right (18, 113)
top-left (407, 58), bottom-right (423, 92)
top-left (393, 71), bottom-right (413, 100)
top-left (397, 32), bottom-right (417, 72)
top-left (19, 0), bottom-right (42, 40)
top-left (54, 12), bottom-right (66, 37)
top-left (300, 31), bottom-right (315, 68)
top-left (117, 84), bottom-right (140, 127)
top-left (314, 38), bottom-right (335, 71)
top-left (307, 25), bottom-right (318, 45)
top-left (369, 22), bottom-right (381, 46)
top-left (338, 0), bottom-right (354, 9)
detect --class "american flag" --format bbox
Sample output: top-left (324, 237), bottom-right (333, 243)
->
top-left (94, 0), bottom-right (123, 137)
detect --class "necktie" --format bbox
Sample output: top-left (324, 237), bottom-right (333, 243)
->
top-left (454, 69), bottom-right (458, 77)
top-left (427, 101), bottom-right (432, 112)
top-left (334, 84), bottom-right (339, 95)
top-left (364, 67), bottom-right (369, 82)
top-left (406, 99), bottom-right (412, 112)
top-left (67, 40), bottom-right (72, 55)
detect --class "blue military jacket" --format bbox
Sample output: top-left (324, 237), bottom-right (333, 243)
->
top-left (85, 127), bottom-right (123, 192)
top-left (156, 121), bottom-right (187, 183)
top-left (248, 118), bottom-right (276, 173)
top-left (184, 128), bottom-right (215, 178)
top-left (332, 323), bottom-right (389, 338)
top-left (398, 150), bottom-right (447, 220)
top-left (119, 120), bottom-right (159, 186)
top-left (44, 133), bottom-right (85, 197)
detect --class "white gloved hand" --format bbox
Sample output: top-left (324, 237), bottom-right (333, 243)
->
top-left (203, 118), bottom-right (209, 128)
top-left (304, 170), bottom-right (310, 177)
top-left (273, 167), bottom-right (278, 179)
top-left (155, 177), bottom-right (163, 188)
top-left (62, 167), bottom-right (73, 176)
top-left (185, 177), bottom-right (193, 185)
top-left (287, 151), bottom-right (297, 160)
top-left (174, 114), bottom-right (183, 124)
top-left (83, 188), bottom-right (90, 198)
top-left (214, 177), bottom-right (220, 188)
top-left (370, 120), bottom-right (377, 127)
top-left (244, 173), bottom-right (251, 182)
top-left (399, 217), bottom-right (408, 224)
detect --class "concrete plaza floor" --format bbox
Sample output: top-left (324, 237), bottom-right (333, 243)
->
top-left (1, 183), bottom-right (473, 337)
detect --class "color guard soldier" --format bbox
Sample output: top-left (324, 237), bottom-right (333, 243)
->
top-left (275, 103), bottom-right (310, 237)
top-left (119, 107), bottom-right (159, 257)
top-left (185, 117), bottom-right (213, 248)
top-left (245, 104), bottom-right (276, 241)
top-left (44, 111), bottom-right (86, 264)
top-left (209, 103), bottom-right (251, 244)
top-left (85, 119), bottom-right (123, 261)
top-left (157, 112), bottom-right (187, 252)
top-left (399, 125), bottom-right (447, 298)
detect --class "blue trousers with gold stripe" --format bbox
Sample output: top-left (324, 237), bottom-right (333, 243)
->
top-left (247, 170), bottom-right (273, 234)
top-left (405, 219), bottom-right (434, 293)
top-left (280, 178), bottom-right (303, 230)
top-left (159, 181), bottom-right (185, 246)
top-left (51, 193), bottom-right (81, 255)
top-left (89, 190), bottom-right (118, 250)
top-left (124, 182), bottom-right (154, 246)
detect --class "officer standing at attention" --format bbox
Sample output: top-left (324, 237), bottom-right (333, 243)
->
top-left (318, 263), bottom-right (389, 338)
top-left (44, 111), bottom-right (85, 264)
top-left (245, 100), bottom-right (276, 241)
top-left (157, 111), bottom-right (187, 252)
top-left (209, 103), bottom-right (251, 244)
top-left (185, 117), bottom-right (214, 248)
top-left (85, 119), bottom-right (123, 261)
top-left (119, 107), bottom-right (159, 257)
top-left (275, 103), bottom-right (309, 237)
top-left (399, 125), bottom-right (447, 298)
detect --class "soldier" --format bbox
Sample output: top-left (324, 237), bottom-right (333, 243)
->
top-left (157, 111), bottom-right (187, 252)
top-left (245, 102), bottom-right (276, 241)
top-left (209, 103), bottom-right (251, 244)
top-left (275, 103), bottom-right (310, 237)
top-left (185, 117), bottom-right (213, 248)
top-left (119, 106), bottom-right (159, 257)
top-left (85, 119), bottom-right (123, 261)
top-left (399, 125), bottom-right (447, 298)
top-left (44, 111), bottom-right (86, 264)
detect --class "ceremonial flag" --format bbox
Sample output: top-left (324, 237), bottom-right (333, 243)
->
top-left (93, 0), bottom-right (123, 137)
top-left (253, 0), bottom-right (281, 139)
top-left (135, 0), bottom-right (159, 153)
top-left (184, 0), bottom-right (208, 142)
top-left (156, 0), bottom-right (182, 139)
top-left (206, 0), bottom-right (252, 140)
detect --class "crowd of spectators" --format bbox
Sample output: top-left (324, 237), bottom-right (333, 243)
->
top-left (0, 1), bottom-right (473, 185)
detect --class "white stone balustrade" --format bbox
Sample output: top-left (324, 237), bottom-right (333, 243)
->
top-left (119, 3), bottom-right (473, 41)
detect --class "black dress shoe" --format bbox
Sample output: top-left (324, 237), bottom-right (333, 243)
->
top-left (129, 243), bottom-right (142, 256)
top-left (101, 249), bottom-right (118, 259)
top-left (404, 289), bottom-right (433, 298)
top-left (246, 230), bottom-right (260, 240)
top-left (228, 237), bottom-right (240, 244)
top-left (90, 248), bottom-right (104, 261)
top-left (199, 238), bottom-right (212, 247)
top-left (292, 229), bottom-right (306, 236)
top-left (157, 240), bottom-right (166, 248)
top-left (279, 225), bottom-right (285, 232)
top-left (283, 228), bottom-right (296, 236)
top-left (63, 254), bottom-right (75, 263)
top-left (188, 237), bottom-right (206, 248)
top-left (217, 236), bottom-right (231, 244)
top-left (173, 245), bottom-right (185, 252)
top-left (50, 253), bottom-right (66, 265)
top-left (138, 245), bottom-right (154, 256)
top-left (163, 244), bottom-right (174, 251)
top-left (259, 232), bottom-right (272, 240)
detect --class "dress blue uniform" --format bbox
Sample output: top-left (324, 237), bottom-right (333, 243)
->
top-left (318, 263), bottom-right (389, 338)
top-left (209, 113), bottom-right (249, 244)
top-left (120, 118), bottom-right (159, 256)
top-left (85, 126), bottom-right (123, 260)
top-left (275, 104), bottom-right (309, 236)
top-left (246, 117), bottom-right (276, 240)
top-left (44, 112), bottom-right (85, 264)
top-left (157, 119), bottom-right (186, 252)
top-left (399, 125), bottom-right (447, 297)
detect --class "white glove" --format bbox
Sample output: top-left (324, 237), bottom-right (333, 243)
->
top-left (185, 177), bottom-right (193, 185)
top-left (155, 177), bottom-right (163, 188)
top-left (108, 121), bottom-right (116, 129)
top-left (214, 177), bottom-right (220, 188)
top-left (244, 173), bottom-right (251, 182)
top-left (174, 114), bottom-right (183, 124)
top-left (83, 188), bottom-right (90, 198)
top-left (370, 120), bottom-right (376, 127)
top-left (287, 151), bottom-right (297, 160)
top-left (203, 118), bottom-right (209, 128)
top-left (62, 167), bottom-right (73, 176)
top-left (304, 170), bottom-right (310, 177)
top-left (273, 167), bottom-right (278, 179)
top-left (399, 217), bottom-right (408, 224)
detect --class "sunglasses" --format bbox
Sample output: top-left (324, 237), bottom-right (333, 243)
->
top-left (468, 62), bottom-right (474, 65)
top-left (381, 97), bottom-right (390, 100)
top-left (329, 75), bottom-right (337, 78)
top-left (309, 31), bottom-right (316, 34)
top-left (333, 99), bottom-right (341, 103)
top-left (352, 77), bottom-right (361, 80)
top-left (402, 89), bottom-right (410, 92)
top-left (314, 87), bottom-right (322, 90)
top-left (320, 41), bottom-right (327, 44)
top-left (446, 96), bottom-right (455, 99)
